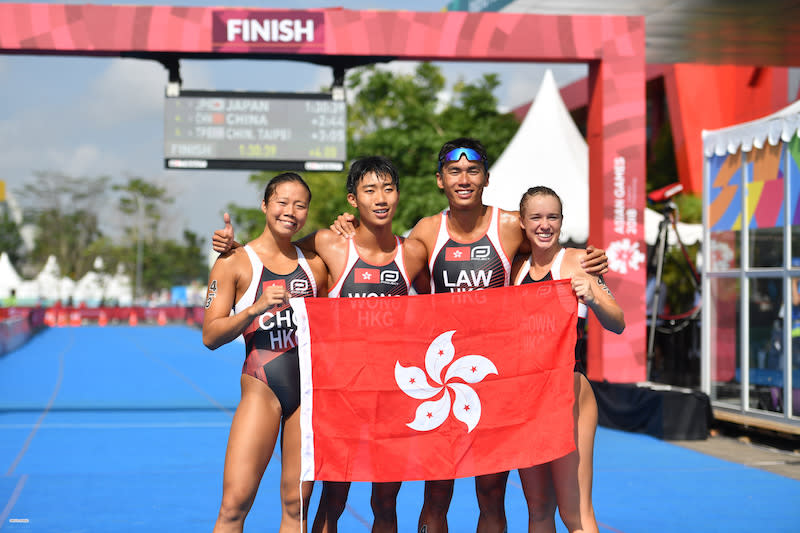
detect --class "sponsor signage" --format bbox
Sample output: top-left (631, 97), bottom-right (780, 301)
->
top-left (164, 90), bottom-right (346, 171)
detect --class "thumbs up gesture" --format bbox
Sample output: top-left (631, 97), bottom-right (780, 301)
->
top-left (212, 212), bottom-right (236, 254)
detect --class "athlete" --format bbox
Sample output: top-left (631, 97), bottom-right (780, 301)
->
top-left (331, 138), bottom-right (609, 533)
top-left (304, 156), bottom-right (429, 533)
top-left (203, 173), bottom-right (327, 533)
top-left (212, 156), bottom-right (430, 533)
top-left (512, 186), bottom-right (624, 533)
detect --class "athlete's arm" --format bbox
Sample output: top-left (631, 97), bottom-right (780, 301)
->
top-left (302, 249), bottom-right (329, 296)
top-left (572, 273), bottom-right (625, 333)
top-left (402, 237), bottom-right (431, 294)
top-left (294, 230), bottom-right (319, 254)
top-left (211, 213), bottom-right (242, 254)
top-left (202, 250), bottom-right (289, 350)
top-left (565, 251), bottom-right (624, 334)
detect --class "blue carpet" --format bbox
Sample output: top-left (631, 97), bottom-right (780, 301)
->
top-left (1, 326), bottom-right (799, 532)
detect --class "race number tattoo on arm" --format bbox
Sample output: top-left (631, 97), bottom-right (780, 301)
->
top-left (206, 280), bottom-right (218, 308)
top-left (596, 275), bottom-right (614, 299)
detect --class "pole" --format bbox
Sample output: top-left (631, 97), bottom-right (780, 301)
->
top-left (135, 195), bottom-right (143, 304)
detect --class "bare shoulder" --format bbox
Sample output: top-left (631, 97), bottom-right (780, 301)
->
top-left (498, 207), bottom-right (521, 226)
top-left (213, 245), bottom-right (249, 271)
top-left (407, 213), bottom-right (441, 247)
top-left (302, 248), bottom-right (328, 286)
top-left (400, 235), bottom-right (428, 262)
top-left (497, 207), bottom-right (524, 255)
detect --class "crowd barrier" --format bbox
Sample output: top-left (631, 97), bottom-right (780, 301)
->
top-left (39, 305), bottom-right (206, 327)
top-left (0, 307), bottom-right (46, 356)
top-left (0, 306), bottom-right (204, 355)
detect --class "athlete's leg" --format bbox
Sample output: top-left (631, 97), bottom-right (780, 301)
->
top-left (575, 373), bottom-right (599, 532)
top-left (475, 471), bottom-right (509, 533)
top-left (278, 407), bottom-right (313, 532)
top-left (518, 463), bottom-right (557, 533)
top-left (213, 375), bottom-right (282, 533)
top-left (418, 479), bottom-right (454, 533)
top-left (311, 481), bottom-right (351, 533)
top-left (550, 373), bottom-right (599, 533)
top-left (371, 482), bottom-right (401, 533)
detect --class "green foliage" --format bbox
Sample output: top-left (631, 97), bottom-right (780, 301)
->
top-left (113, 177), bottom-right (174, 243)
top-left (112, 177), bottom-right (205, 296)
top-left (19, 172), bottom-right (109, 279)
top-left (659, 244), bottom-right (701, 315)
top-left (224, 63), bottom-right (521, 236)
top-left (0, 208), bottom-right (25, 267)
top-left (346, 64), bottom-right (520, 233)
top-left (138, 230), bottom-right (207, 292)
top-left (226, 171), bottom-right (352, 243)
top-left (646, 118), bottom-right (702, 313)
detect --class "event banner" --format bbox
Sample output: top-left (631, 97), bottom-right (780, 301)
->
top-left (293, 281), bottom-right (578, 483)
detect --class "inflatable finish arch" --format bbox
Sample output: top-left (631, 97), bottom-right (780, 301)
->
top-left (0, 4), bottom-right (647, 382)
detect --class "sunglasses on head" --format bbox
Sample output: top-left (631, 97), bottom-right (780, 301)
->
top-left (438, 147), bottom-right (488, 172)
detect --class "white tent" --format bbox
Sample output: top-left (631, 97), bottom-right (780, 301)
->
top-left (33, 255), bottom-right (72, 303)
top-left (72, 270), bottom-right (109, 305)
top-left (0, 252), bottom-right (22, 299)
top-left (484, 69), bottom-right (701, 246)
top-left (104, 264), bottom-right (133, 306)
top-left (483, 69), bottom-right (588, 242)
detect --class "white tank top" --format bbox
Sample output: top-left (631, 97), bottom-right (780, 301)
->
top-left (514, 248), bottom-right (588, 318)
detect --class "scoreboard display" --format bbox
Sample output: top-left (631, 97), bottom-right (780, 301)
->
top-left (164, 90), bottom-right (346, 171)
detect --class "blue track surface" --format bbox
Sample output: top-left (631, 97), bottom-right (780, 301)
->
top-left (1, 327), bottom-right (799, 532)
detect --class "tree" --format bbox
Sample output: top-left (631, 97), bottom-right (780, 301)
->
top-left (0, 208), bottom-right (25, 267)
top-left (347, 64), bottom-right (520, 232)
top-left (113, 177), bottom-right (206, 298)
top-left (226, 171), bottom-right (352, 244)
top-left (224, 63), bottom-right (521, 237)
top-left (19, 171), bottom-right (109, 279)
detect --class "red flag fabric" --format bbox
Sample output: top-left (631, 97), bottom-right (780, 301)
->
top-left (293, 281), bottom-right (577, 483)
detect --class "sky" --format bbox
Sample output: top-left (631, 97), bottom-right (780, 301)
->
top-left (0, 0), bottom-right (587, 254)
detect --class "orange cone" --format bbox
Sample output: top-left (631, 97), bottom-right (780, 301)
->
top-left (98, 310), bottom-right (108, 327)
top-left (44, 309), bottom-right (56, 327)
top-left (57, 311), bottom-right (68, 328)
top-left (69, 310), bottom-right (81, 327)
top-left (128, 311), bottom-right (138, 326)
top-left (157, 309), bottom-right (167, 326)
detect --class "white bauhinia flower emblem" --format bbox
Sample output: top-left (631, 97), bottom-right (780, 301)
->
top-left (395, 330), bottom-right (497, 433)
top-left (606, 238), bottom-right (646, 274)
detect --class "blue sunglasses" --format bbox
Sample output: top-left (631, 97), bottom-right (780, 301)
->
top-left (438, 147), bottom-right (488, 172)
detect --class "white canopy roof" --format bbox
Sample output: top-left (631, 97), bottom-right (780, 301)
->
top-left (703, 98), bottom-right (800, 157)
top-left (483, 69), bottom-right (589, 243)
top-left (484, 69), bottom-right (701, 246)
top-left (0, 252), bottom-right (22, 298)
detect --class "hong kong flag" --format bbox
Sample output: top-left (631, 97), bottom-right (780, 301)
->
top-left (292, 281), bottom-right (577, 483)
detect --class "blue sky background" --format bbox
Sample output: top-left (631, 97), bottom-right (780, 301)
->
top-left (0, 0), bottom-right (587, 253)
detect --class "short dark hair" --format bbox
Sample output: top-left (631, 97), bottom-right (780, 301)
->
top-left (263, 172), bottom-right (311, 204)
top-left (437, 137), bottom-right (489, 171)
top-left (346, 156), bottom-right (400, 195)
top-left (519, 186), bottom-right (563, 216)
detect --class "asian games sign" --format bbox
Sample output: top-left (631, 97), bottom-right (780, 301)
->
top-left (212, 10), bottom-right (325, 53)
top-left (606, 156), bottom-right (646, 274)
